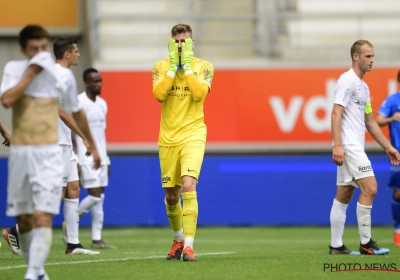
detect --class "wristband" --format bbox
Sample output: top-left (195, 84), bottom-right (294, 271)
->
top-left (166, 70), bottom-right (176, 79)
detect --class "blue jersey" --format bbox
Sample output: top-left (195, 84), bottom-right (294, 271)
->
top-left (378, 92), bottom-right (400, 151)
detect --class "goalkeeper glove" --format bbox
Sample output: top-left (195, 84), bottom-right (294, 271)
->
top-left (168, 38), bottom-right (179, 73)
top-left (181, 38), bottom-right (193, 72)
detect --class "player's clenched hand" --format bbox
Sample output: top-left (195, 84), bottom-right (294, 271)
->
top-left (28, 64), bottom-right (43, 75)
top-left (92, 149), bottom-right (101, 170)
top-left (386, 147), bottom-right (400, 165)
top-left (1, 129), bottom-right (11, 147)
top-left (83, 138), bottom-right (92, 156)
top-left (168, 38), bottom-right (179, 73)
top-left (332, 145), bottom-right (345, 166)
top-left (181, 38), bottom-right (193, 71)
top-left (391, 112), bottom-right (400, 122)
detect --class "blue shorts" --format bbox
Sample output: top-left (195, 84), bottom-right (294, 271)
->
top-left (388, 165), bottom-right (400, 190)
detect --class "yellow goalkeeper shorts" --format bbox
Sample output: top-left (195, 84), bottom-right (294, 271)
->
top-left (159, 140), bottom-right (205, 188)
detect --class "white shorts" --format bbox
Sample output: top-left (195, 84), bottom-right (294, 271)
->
top-left (336, 145), bottom-right (375, 188)
top-left (61, 145), bottom-right (79, 187)
top-left (79, 164), bottom-right (108, 188)
top-left (6, 144), bottom-right (63, 216)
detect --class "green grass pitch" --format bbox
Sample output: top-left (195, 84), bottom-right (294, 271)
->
top-left (0, 226), bottom-right (399, 279)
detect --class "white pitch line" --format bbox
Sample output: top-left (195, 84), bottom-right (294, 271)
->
top-left (0, 252), bottom-right (234, 271)
top-left (123, 238), bottom-right (393, 244)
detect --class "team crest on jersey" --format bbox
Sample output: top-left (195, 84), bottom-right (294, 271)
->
top-left (193, 72), bottom-right (197, 76)
top-left (204, 68), bottom-right (213, 83)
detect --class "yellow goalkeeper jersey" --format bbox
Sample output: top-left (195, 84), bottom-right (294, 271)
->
top-left (152, 57), bottom-right (214, 147)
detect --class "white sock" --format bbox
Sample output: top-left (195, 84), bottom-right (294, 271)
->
top-left (173, 228), bottom-right (184, 242)
top-left (330, 199), bottom-right (348, 248)
top-left (357, 202), bottom-right (372, 245)
top-left (78, 195), bottom-right (101, 217)
top-left (184, 237), bottom-right (194, 250)
top-left (91, 193), bottom-right (104, 241)
top-left (19, 230), bottom-right (33, 265)
top-left (64, 198), bottom-right (80, 244)
top-left (25, 228), bottom-right (52, 280)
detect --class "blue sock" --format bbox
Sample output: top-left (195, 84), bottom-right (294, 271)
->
top-left (392, 194), bottom-right (400, 230)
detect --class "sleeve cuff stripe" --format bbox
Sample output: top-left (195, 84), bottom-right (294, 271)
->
top-left (166, 70), bottom-right (176, 79)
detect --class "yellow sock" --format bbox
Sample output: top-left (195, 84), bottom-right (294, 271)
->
top-left (182, 191), bottom-right (198, 238)
top-left (165, 198), bottom-right (183, 231)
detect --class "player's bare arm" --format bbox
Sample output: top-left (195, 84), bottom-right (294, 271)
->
top-left (365, 111), bottom-right (392, 149)
top-left (59, 109), bottom-right (91, 156)
top-left (331, 103), bottom-right (345, 166)
top-left (72, 109), bottom-right (101, 169)
top-left (0, 121), bottom-right (11, 146)
top-left (71, 130), bottom-right (81, 178)
top-left (1, 64), bottom-right (42, 108)
top-left (71, 131), bottom-right (78, 154)
top-left (365, 112), bottom-right (400, 165)
top-left (376, 112), bottom-right (400, 127)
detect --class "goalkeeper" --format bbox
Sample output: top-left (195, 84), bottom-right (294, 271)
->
top-left (152, 23), bottom-right (214, 262)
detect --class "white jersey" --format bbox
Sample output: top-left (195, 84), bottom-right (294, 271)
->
top-left (55, 63), bottom-right (80, 145)
top-left (333, 68), bottom-right (371, 147)
top-left (76, 92), bottom-right (108, 165)
top-left (0, 60), bottom-right (28, 96)
top-left (0, 52), bottom-right (80, 113)
top-left (1, 59), bottom-right (59, 99)
top-left (58, 117), bottom-right (72, 145)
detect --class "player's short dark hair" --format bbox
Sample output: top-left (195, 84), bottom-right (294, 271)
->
top-left (171, 24), bottom-right (192, 37)
top-left (350, 40), bottom-right (373, 61)
top-left (83, 68), bottom-right (99, 82)
top-left (18, 24), bottom-right (49, 49)
top-left (53, 36), bottom-right (78, 60)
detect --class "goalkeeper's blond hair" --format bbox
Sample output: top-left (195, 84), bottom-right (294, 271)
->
top-left (171, 24), bottom-right (192, 37)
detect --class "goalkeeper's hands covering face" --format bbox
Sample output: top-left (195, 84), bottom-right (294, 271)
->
top-left (181, 38), bottom-right (193, 72)
top-left (168, 38), bottom-right (179, 73)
